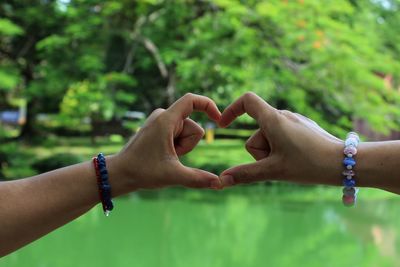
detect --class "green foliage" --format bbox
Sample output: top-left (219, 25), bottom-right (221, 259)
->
top-left (0, 66), bottom-right (20, 91)
top-left (59, 74), bottom-right (137, 128)
top-left (32, 153), bottom-right (84, 173)
top-left (0, 142), bottom-right (36, 180)
top-left (1, 0), bottom-right (400, 138)
top-left (181, 139), bottom-right (254, 173)
top-left (32, 154), bottom-right (84, 173)
top-left (60, 80), bottom-right (113, 123)
top-left (0, 18), bottom-right (23, 36)
top-left (0, 145), bottom-right (7, 178)
top-left (36, 34), bottom-right (69, 53)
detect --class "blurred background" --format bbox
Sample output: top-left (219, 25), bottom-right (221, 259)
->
top-left (1, 0), bottom-right (400, 266)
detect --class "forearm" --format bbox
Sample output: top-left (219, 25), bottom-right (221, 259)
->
top-left (322, 141), bottom-right (400, 194)
top-left (0, 94), bottom-right (222, 256)
top-left (356, 141), bottom-right (400, 194)
top-left (0, 155), bottom-right (125, 256)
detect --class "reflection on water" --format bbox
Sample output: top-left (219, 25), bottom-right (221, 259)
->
top-left (2, 187), bottom-right (400, 267)
top-left (340, 199), bottom-right (400, 265)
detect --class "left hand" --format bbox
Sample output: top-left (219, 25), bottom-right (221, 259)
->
top-left (109, 93), bottom-right (223, 195)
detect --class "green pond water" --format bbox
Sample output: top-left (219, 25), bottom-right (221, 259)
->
top-left (2, 187), bottom-right (400, 267)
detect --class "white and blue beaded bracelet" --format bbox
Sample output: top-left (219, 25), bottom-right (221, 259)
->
top-left (342, 132), bottom-right (360, 207)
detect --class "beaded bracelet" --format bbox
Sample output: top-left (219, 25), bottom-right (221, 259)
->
top-left (93, 153), bottom-right (114, 216)
top-left (342, 132), bottom-right (360, 207)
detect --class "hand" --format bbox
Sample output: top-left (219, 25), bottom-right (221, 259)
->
top-left (109, 93), bottom-right (222, 194)
top-left (218, 92), bottom-right (344, 187)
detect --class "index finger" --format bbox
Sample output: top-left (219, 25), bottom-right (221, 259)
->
top-left (167, 93), bottom-right (221, 121)
top-left (219, 92), bottom-right (276, 127)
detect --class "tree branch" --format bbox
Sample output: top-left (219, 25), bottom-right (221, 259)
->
top-left (17, 35), bottom-right (36, 58)
top-left (123, 10), bottom-right (163, 73)
top-left (166, 68), bottom-right (176, 106)
top-left (141, 37), bottom-right (168, 78)
top-left (0, 47), bottom-right (14, 58)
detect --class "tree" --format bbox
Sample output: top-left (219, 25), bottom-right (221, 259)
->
top-left (1, 0), bottom-right (400, 140)
top-left (0, 0), bottom-right (66, 138)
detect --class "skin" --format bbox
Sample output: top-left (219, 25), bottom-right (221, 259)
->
top-left (0, 93), bottom-right (222, 257)
top-left (3, 91), bottom-right (400, 256)
top-left (218, 92), bottom-right (400, 195)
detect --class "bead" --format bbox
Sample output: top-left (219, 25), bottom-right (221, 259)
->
top-left (341, 132), bottom-right (360, 207)
top-left (347, 131), bottom-right (359, 138)
top-left (102, 184), bottom-right (111, 191)
top-left (343, 157), bottom-right (356, 167)
top-left (105, 200), bottom-right (114, 210)
top-left (342, 170), bottom-right (355, 177)
top-left (343, 187), bottom-right (356, 196)
top-left (347, 132), bottom-right (360, 142)
top-left (345, 138), bottom-right (358, 147)
top-left (344, 146), bottom-right (357, 156)
top-left (342, 195), bottom-right (356, 206)
top-left (343, 178), bottom-right (356, 187)
top-left (95, 152), bottom-right (114, 215)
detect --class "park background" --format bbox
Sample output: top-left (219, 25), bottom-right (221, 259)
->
top-left (1, 0), bottom-right (400, 266)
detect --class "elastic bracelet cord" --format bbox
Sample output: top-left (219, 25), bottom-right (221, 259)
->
top-left (342, 132), bottom-right (360, 207)
top-left (92, 153), bottom-right (114, 216)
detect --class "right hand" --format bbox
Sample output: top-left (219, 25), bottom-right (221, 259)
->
top-left (218, 92), bottom-right (344, 188)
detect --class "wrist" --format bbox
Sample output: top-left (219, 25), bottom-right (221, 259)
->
top-left (105, 154), bottom-right (139, 197)
top-left (316, 140), bottom-right (344, 186)
top-left (356, 142), bottom-right (400, 190)
top-left (318, 141), bottom-right (381, 188)
top-left (353, 143), bottom-right (377, 188)
top-left (332, 141), bottom-right (400, 192)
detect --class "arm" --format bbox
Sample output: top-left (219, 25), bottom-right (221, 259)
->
top-left (218, 92), bottom-right (400, 194)
top-left (356, 141), bottom-right (400, 194)
top-left (0, 160), bottom-right (113, 257)
top-left (0, 93), bottom-right (222, 257)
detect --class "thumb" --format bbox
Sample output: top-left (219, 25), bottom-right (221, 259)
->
top-left (219, 159), bottom-right (273, 187)
top-left (172, 164), bottom-right (222, 189)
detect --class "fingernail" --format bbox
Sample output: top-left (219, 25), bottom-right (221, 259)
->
top-left (210, 179), bottom-right (222, 190)
top-left (220, 175), bottom-right (235, 187)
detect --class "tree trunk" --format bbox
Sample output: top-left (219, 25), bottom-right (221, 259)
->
top-left (166, 68), bottom-right (176, 106)
top-left (19, 64), bottom-right (37, 140)
top-left (90, 116), bottom-right (98, 145)
top-left (19, 99), bottom-right (36, 139)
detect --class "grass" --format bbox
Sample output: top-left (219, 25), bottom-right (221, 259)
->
top-left (3, 136), bottom-right (254, 179)
top-left (2, 136), bottom-right (396, 202)
top-left (3, 137), bottom-right (400, 267)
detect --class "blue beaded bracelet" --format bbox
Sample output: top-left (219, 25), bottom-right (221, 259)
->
top-left (342, 132), bottom-right (360, 207)
top-left (93, 153), bottom-right (114, 216)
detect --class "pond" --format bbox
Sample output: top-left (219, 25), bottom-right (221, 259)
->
top-left (2, 186), bottom-right (400, 267)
